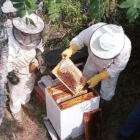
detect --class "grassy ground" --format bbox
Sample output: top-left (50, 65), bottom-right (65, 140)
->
top-left (0, 90), bottom-right (51, 140)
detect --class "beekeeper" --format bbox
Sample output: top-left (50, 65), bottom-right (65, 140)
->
top-left (61, 22), bottom-right (132, 102)
top-left (7, 13), bottom-right (45, 122)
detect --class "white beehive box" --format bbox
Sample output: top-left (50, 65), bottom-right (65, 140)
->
top-left (45, 85), bottom-right (100, 140)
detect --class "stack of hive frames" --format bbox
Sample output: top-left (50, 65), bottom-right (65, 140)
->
top-left (47, 83), bottom-right (88, 104)
top-left (46, 83), bottom-right (98, 111)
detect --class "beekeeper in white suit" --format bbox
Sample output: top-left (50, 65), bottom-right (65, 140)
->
top-left (61, 22), bottom-right (131, 103)
top-left (7, 13), bottom-right (45, 122)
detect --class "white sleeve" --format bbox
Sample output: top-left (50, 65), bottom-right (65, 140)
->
top-left (7, 45), bottom-right (17, 72)
top-left (70, 22), bottom-right (106, 50)
top-left (7, 27), bottom-right (19, 73)
top-left (35, 39), bottom-right (44, 53)
top-left (106, 36), bottom-right (132, 78)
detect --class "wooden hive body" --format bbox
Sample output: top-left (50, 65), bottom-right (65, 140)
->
top-left (45, 83), bottom-right (100, 140)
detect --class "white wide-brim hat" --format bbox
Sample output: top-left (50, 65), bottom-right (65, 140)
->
top-left (13, 13), bottom-right (44, 34)
top-left (1, 0), bottom-right (17, 13)
top-left (90, 24), bottom-right (125, 59)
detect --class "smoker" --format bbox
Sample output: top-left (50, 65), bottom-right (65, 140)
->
top-left (43, 56), bottom-right (100, 140)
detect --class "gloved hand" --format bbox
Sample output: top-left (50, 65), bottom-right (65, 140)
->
top-left (7, 70), bottom-right (19, 85)
top-left (87, 70), bottom-right (110, 88)
top-left (36, 49), bottom-right (45, 67)
top-left (61, 44), bottom-right (78, 59)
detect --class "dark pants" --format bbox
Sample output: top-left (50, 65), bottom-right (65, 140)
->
top-left (0, 0), bottom-right (6, 7)
top-left (121, 101), bottom-right (140, 140)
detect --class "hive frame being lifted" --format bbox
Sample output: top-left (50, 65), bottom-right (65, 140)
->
top-left (52, 58), bottom-right (88, 95)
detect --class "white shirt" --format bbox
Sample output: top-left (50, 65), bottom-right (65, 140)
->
top-left (7, 26), bottom-right (44, 76)
top-left (70, 22), bottom-right (132, 78)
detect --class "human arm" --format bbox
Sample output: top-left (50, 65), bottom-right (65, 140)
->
top-left (61, 44), bottom-right (79, 59)
top-left (61, 22), bottom-right (106, 59)
top-left (7, 27), bottom-right (19, 85)
top-left (36, 48), bottom-right (45, 67)
top-left (7, 51), bottom-right (19, 85)
top-left (106, 36), bottom-right (131, 78)
top-left (87, 70), bottom-right (110, 88)
top-left (87, 36), bottom-right (132, 88)
top-left (35, 40), bottom-right (45, 67)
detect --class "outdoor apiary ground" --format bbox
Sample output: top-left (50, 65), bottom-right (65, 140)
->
top-left (0, 91), bottom-right (50, 140)
top-left (1, 66), bottom-right (140, 140)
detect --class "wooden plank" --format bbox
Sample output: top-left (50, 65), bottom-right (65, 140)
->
top-left (34, 86), bottom-right (46, 106)
top-left (44, 117), bottom-right (59, 140)
top-left (73, 134), bottom-right (85, 140)
top-left (84, 108), bottom-right (102, 140)
top-left (46, 84), bottom-right (68, 95)
top-left (53, 91), bottom-right (72, 103)
top-left (58, 92), bottom-right (96, 110)
top-left (47, 83), bottom-right (88, 104)
top-left (55, 89), bottom-right (88, 104)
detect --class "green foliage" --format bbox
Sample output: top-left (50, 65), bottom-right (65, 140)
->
top-left (102, 0), bottom-right (121, 24)
top-left (42, 0), bottom-right (89, 49)
top-left (58, 38), bottom-right (70, 47)
top-left (120, 0), bottom-right (140, 22)
top-left (29, 18), bottom-right (37, 26)
top-left (61, 0), bottom-right (88, 34)
top-left (120, 0), bottom-right (134, 8)
top-left (10, 0), bottom-right (38, 26)
top-left (18, 9), bottom-right (26, 17)
top-left (47, 0), bottom-right (62, 22)
top-left (67, 137), bottom-right (72, 140)
top-left (44, 0), bottom-right (105, 24)
top-left (89, 0), bottom-right (104, 23)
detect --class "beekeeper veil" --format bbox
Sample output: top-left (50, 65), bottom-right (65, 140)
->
top-left (12, 13), bottom-right (44, 48)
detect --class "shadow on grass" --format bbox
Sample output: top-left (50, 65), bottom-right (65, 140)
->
top-left (101, 66), bottom-right (140, 140)
top-left (22, 90), bottom-right (52, 140)
top-left (1, 81), bottom-right (51, 140)
top-left (0, 109), bottom-right (24, 140)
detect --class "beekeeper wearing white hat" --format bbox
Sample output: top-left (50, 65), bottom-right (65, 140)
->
top-left (1, 0), bottom-right (17, 13)
top-left (1, 0), bottom-right (18, 28)
top-left (7, 13), bottom-right (45, 122)
top-left (61, 22), bottom-right (131, 102)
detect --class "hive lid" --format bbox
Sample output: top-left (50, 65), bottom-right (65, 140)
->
top-left (52, 58), bottom-right (88, 95)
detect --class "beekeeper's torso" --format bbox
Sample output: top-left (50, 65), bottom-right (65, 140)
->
top-left (7, 26), bottom-right (43, 76)
top-left (70, 22), bottom-right (132, 78)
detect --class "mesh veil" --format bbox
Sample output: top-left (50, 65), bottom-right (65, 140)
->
top-left (13, 26), bottom-right (42, 48)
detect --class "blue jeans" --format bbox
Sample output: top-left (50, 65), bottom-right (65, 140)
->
top-left (121, 101), bottom-right (140, 140)
top-left (0, 0), bottom-right (6, 7)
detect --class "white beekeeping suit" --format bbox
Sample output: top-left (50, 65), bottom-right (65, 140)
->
top-left (7, 13), bottom-right (45, 122)
top-left (62, 22), bottom-right (131, 102)
top-left (1, 0), bottom-right (17, 13)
